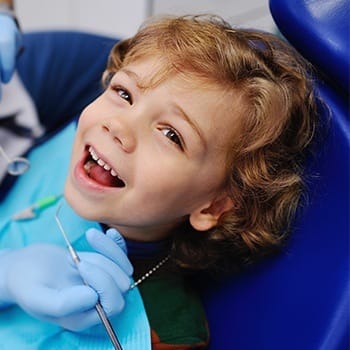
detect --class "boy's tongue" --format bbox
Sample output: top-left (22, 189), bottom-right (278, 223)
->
top-left (89, 163), bottom-right (116, 187)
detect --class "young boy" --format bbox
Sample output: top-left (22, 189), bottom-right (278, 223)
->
top-left (0, 15), bottom-right (318, 349)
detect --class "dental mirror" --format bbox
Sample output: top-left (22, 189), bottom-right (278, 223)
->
top-left (0, 145), bottom-right (30, 176)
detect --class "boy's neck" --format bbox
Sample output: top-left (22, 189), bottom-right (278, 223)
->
top-left (100, 223), bottom-right (172, 259)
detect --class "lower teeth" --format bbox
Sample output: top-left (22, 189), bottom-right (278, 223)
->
top-left (84, 160), bottom-right (95, 174)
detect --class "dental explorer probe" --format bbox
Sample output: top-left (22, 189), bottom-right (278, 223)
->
top-left (55, 203), bottom-right (123, 350)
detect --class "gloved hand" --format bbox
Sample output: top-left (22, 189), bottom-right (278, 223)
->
top-left (0, 13), bottom-right (22, 98)
top-left (0, 227), bottom-right (133, 331)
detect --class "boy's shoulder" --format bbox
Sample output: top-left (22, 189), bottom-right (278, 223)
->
top-left (137, 272), bottom-right (209, 350)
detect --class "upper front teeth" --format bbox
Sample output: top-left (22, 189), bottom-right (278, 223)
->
top-left (88, 146), bottom-right (118, 177)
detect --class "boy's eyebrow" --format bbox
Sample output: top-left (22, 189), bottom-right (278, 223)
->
top-left (173, 104), bottom-right (205, 147)
top-left (120, 68), bottom-right (141, 86)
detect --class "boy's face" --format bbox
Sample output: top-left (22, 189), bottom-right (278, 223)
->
top-left (65, 57), bottom-right (238, 241)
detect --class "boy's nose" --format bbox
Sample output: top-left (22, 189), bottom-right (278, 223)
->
top-left (101, 118), bottom-right (136, 153)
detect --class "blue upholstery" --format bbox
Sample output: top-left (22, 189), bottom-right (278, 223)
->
top-left (201, 1), bottom-right (350, 349)
top-left (271, 0), bottom-right (349, 93)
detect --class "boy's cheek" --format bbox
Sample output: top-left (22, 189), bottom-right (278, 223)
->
top-left (76, 113), bottom-right (95, 136)
top-left (77, 109), bottom-right (91, 125)
top-left (78, 99), bottom-right (100, 121)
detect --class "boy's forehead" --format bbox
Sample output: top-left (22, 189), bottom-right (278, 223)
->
top-left (121, 54), bottom-right (222, 92)
top-left (121, 55), bottom-right (172, 89)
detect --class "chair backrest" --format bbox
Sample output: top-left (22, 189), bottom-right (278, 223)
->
top-left (201, 1), bottom-right (350, 349)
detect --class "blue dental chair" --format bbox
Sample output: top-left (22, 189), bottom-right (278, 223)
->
top-left (2, 0), bottom-right (348, 349)
top-left (202, 0), bottom-right (349, 349)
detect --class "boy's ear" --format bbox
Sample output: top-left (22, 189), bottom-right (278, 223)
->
top-left (189, 194), bottom-right (234, 232)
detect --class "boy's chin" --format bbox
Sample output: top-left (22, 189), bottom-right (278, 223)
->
top-left (63, 183), bottom-right (88, 217)
top-left (66, 197), bottom-right (98, 221)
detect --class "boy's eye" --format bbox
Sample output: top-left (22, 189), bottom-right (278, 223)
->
top-left (161, 127), bottom-right (184, 149)
top-left (112, 86), bottom-right (133, 104)
top-left (118, 89), bottom-right (131, 102)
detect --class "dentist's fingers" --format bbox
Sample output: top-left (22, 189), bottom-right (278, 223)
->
top-left (22, 285), bottom-right (98, 318)
top-left (106, 228), bottom-right (127, 254)
top-left (85, 228), bottom-right (133, 275)
top-left (78, 260), bottom-right (126, 316)
top-left (77, 253), bottom-right (131, 292)
top-left (0, 16), bottom-right (17, 83)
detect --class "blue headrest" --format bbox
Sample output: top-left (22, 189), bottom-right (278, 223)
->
top-left (270, 0), bottom-right (350, 93)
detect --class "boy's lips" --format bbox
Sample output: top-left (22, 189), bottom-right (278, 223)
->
top-left (74, 145), bottom-right (126, 189)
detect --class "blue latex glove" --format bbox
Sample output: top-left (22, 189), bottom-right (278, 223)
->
top-left (0, 228), bottom-right (133, 331)
top-left (0, 13), bottom-right (21, 98)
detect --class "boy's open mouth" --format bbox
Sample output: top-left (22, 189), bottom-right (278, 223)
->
top-left (83, 146), bottom-right (126, 188)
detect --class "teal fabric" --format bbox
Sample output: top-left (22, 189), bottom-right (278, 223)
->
top-left (0, 122), bottom-right (151, 349)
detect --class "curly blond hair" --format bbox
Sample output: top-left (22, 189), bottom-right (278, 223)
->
top-left (103, 15), bottom-right (319, 273)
